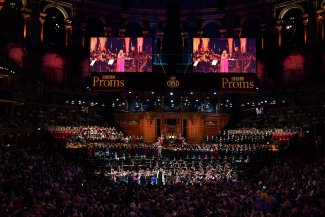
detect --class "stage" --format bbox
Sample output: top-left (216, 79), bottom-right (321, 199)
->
top-left (113, 112), bottom-right (231, 143)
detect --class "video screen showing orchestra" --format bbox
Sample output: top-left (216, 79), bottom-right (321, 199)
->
top-left (193, 38), bottom-right (256, 73)
top-left (90, 37), bottom-right (153, 73)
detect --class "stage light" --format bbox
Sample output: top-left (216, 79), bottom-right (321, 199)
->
top-left (241, 104), bottom-right (244, 107)
top-left (286, 25), bottom-right (292, 30)
top-left (116, 98), bottom-right (119, 101)
top-left (65, 100), bottom-right (69, 104)
top-left (128, 91), bottom-right (132, 94)
top-left (213, 92), bottom-right (217, 95)
top-left (265, 100), bottom-right (267, 103)
top-left (151, 92), bottom-right (155, 94)
top-left (170, 92), bottom-right (173, 96)
top-left (282, 100), bottom-right (286, 103)
top-left (171, 100), bottom-right (173, 102)
top-left (147, 99), bottom-right (149, 102)
top-left (196, 99), bottom-right (198, 102)
top-left (102, 104), bottom-right (105, 107)
top-left (112, 103), bottom-right (115, 107)
top-left (190, 92), bottom-right (194, 95)
top-left (185, 99), bottom-right (188, 102)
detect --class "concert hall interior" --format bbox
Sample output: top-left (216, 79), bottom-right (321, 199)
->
top-left (0, 0), bottom-right (325, 217)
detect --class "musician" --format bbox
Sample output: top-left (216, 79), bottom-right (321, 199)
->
top-left (220, 50), bottom-right (229, 73)
top-left (197, 56), bottom-right (208, 72)
top-left (116, 49), bottom-right (125, 72)
top-left (129, 46), bottom-right (140, 72)
top-left (93, 55), bottom-right (108, 72)
top-left (233, 47), bottom-right (244, 72)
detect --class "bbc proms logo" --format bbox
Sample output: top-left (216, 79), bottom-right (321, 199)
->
top-left (167, 75), bottom-right (179, 88)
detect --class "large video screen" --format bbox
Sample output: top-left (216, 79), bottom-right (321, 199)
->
top-left (193, 38), bottom-right (256, 73)
top-left (90, 37), bottom-right (152, 72)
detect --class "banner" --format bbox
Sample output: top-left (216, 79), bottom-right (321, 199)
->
top-left (90, 73), bottom-right (257, 92)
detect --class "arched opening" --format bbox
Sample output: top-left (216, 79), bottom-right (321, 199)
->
top-left (282, 8), bottom-right (304, 48)
top-left (203, 22), bottom-right (221, 38)
top-left (43, 7), bottom-right (66, 47)
top-left (125, 22), bottom-right (143, 37)
top-left (0, 0), bottom-right (24, 41)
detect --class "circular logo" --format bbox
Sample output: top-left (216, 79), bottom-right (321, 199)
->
top-left (167, 76), bottom-right (179, 88)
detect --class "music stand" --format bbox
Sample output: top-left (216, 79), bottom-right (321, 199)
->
top-left (108, 59), bottom-right (115, 72)
top-left (108, 59), bottom-right (115, 65)
top-left (211, 60), bottom-right (218, 65)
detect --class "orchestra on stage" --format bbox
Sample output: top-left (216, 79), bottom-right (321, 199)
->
top-left (90, 37), bottom-right (153, 72)
top-left (193, 38), bottom-right (256, 73)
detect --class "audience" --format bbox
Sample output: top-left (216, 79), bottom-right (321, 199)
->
top-left (1, 142), bottom-right (323, 217)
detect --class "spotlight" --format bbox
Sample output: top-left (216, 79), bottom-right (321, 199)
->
top-left (286, 25), bottom-right (292, 30)
top-left (213, 92), bottom-right (217, 95)
top-left (128, 91), bottom-right (132, 94)
top-left (190, 92), bottom-right (194, 95)
top-left (170, 92), bottom-right (173, 96)
top-left (151, 91), bottom-right (155, 94)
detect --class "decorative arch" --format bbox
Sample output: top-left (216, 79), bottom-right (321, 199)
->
top-left (201, 19), bottom-right (221, 29)
top-left (278, 4), bottom-right (305, 20)
top-left (43, 4), bottom-right (69, 20)
top-left (22, 0), bottom-right (28, 8)
top-left (85, 14), bottom-right (106, 26)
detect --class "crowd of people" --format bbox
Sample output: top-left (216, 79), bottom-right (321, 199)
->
top-left (10, 104), bottom-right (104, 128)
top-left (46, 126), bottom-right (127, 142)
top-left (238, 106), bottom-right (325, 133)
top-left (1, 142), bottom-right (323, 217)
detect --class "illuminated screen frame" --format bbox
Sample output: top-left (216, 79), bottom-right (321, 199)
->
top-left (192, 38), bottom-right (256, 73)
top-left (90, 37), bottom-right (153, 73)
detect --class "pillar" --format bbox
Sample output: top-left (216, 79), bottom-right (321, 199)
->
top-left (81, 22), bottom-right (86, 48)
top-left (316, 9), bottom-right (324, 41)
top-left (302, 14), bottom-right (308, 44)
top-left (39, 12), bottom-right (46, 43)
top-left (260, 23), bottom-right (266, 50)
top-left (276, 19), bottom-right (283, 47)
top-left (21, 8), bottom-right (32, 40)
top-left (65, 19), bottom-right (72, 46)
